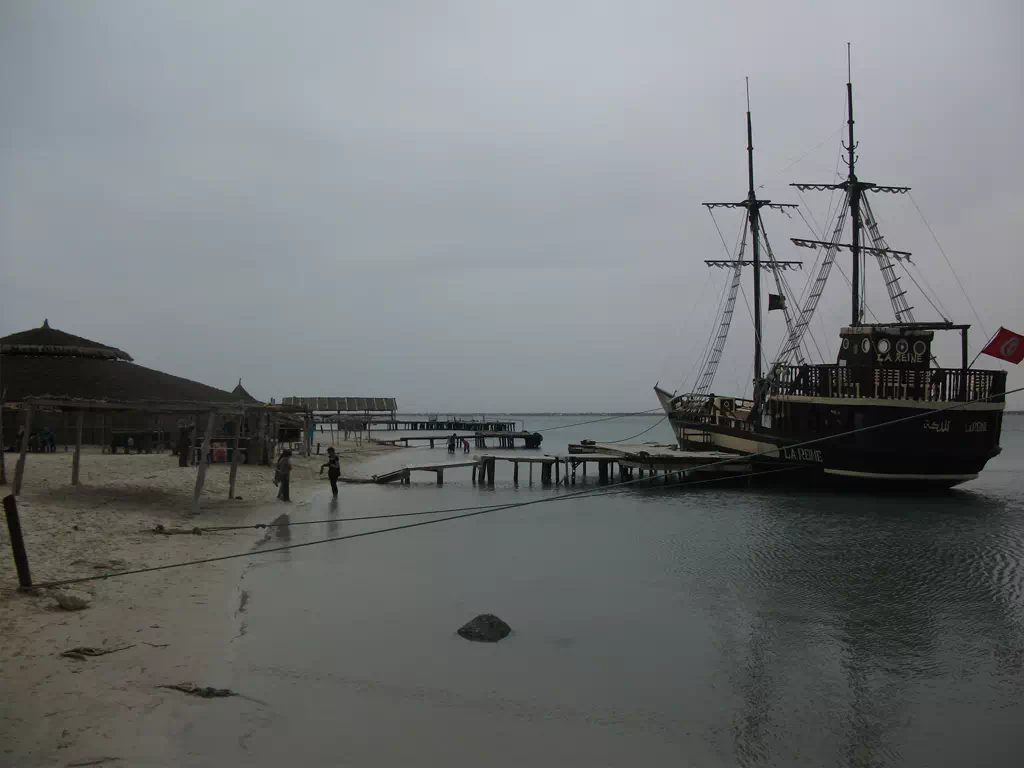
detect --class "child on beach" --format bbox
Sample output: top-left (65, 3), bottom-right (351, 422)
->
top-left (276, 449), bottom-right (293, 502)
top-left (320, 446), bottom-right (341, 498)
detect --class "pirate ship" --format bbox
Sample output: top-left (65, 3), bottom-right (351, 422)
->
top-left (655, 63), bottom-right (1006, 488)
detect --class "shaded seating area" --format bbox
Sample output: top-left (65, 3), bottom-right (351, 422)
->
top-left (0, 321), bottom-right (308, 511)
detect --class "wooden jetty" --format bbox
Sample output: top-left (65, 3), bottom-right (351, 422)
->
top-left (367, 416), bottom-right (517, 432)
top-left (363, 442), bottom-right (751, 489)
top-left (372, 460), bottom-right (481, 485)
top-left (371, 431), bottom-right (541, 449)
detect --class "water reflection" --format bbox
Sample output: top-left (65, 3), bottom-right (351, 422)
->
top-left (722, 487), bottom-right (1024, 765)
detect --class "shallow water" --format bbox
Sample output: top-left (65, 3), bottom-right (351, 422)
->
top-left (181, 414), bottom-right (1024, 766)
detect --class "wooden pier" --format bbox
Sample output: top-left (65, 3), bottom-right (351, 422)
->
top-left (371, 431), bottom-right (541, 449)
top-left (364, 442), bottom-right (747, 488)
top-left (370, 416), bottom-right (517, 432)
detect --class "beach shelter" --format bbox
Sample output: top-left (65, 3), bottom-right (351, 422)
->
top-left (0, 320), bottom-right (306, 510)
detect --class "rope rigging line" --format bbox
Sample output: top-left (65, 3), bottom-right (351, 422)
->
top-left (908, 191), bottom-right (989, 339)
top-left (29, 383), bottom-right (1024, 591)
top-left (606, 415), bottom-right (669, 443)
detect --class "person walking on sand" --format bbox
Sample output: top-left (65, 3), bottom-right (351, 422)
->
top-left (276, 449), bottom-right (293, 502)
top-left (320, 446), bottom-right (341, 498)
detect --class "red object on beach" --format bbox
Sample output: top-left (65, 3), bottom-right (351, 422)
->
top-left (981, 327), bottom-right (1024, 364)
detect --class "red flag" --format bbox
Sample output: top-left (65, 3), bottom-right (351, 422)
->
top-left (981, 327), bottom-right (1024, 364)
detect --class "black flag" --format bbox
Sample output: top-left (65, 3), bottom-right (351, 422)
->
top-left (768, 294), bottom-right (786, 311)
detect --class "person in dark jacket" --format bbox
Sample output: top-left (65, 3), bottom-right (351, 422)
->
top-left (320, 446), bottom-right (341, 498)
top-left (276, 449), bottom-right (293, 502)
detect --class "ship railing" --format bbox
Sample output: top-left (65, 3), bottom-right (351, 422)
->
top-left (769, 364), bottom-right (1006, 404)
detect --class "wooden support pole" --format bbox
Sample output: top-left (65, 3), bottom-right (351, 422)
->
top-left (0, 394), bottom-right (7, 486)
top-left (192, 411), bottom-right (216, 515)
top-left (598, 461), bottom-right (608, 485)
top-left (529, 462), bottom-right (533, 485)
top-left (487, 458), bottom-right (495, 486)
top-left (472, 464), bottom-right (477, 485)
top-left (71, 411), bottom-right (84, 485)
top-left (436, 469), bottom-right (443, 486)
top-left (513, 461), bottom-right (519, 485)
top-left (555, 459), bottom-right (560, 486)
top-left (256, 414), bottom-right (267, 465)
top-left (3, 494), bottom-right (32, 588)
top-left (228, 410), bottom-right (244, 499)
top-left (13, 405), bottom-right (32, 496)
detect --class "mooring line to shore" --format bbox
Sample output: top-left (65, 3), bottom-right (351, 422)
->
top-left (28, 384), bottom-right (1024, 590)
top-left (32, 465), bottom-right (808, 589)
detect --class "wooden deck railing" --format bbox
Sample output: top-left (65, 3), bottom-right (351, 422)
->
top-left (769, 365), bottom-right (1006, 404)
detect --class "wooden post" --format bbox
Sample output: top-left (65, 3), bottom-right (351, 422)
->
top-left (3, 495), bottom-right (32, 588)
top-left (436, 469), bottom-right (443, 486)
top-left (529, 462), bottom-right (533, 485)
top-left (13, 405), bottom-right (32, 496)
top-left (192, 411), bottom-right (216, 514)
top-left (472, 464), bottom-right (477, 485)
top-left (256, 413), bottom-right (267, 465)
top-left (555, 458), bottom-right (560, 485)
top-left (487, 458), bottom-right (495, 486)
top-left (598, 461), bottom-right (608, 484)
top-left (71, 411), bottom-right (84, 485)
top-left (513, 461), bottom-right (519, 485)
top-left (228, 410), bottom-right (244, 499)
top-left (0, 392), bottom-right (7, 486)
top-left (270, 412), bottom-right (278, 460)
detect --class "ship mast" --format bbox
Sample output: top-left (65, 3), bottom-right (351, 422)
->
top-left (746, 79), bottom-right (765, 388)
top-left (786, 45), bottom-right (915, 356)
top-left (697, 82), bottom-right (801, 410)
top-left (845, 46), bottom-right (862, 325)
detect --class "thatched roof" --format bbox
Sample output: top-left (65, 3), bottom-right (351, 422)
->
top-left (0, 321), bottom-right (246, 405)
top-left (1, 355), bottom-right (241, 404)
top-left (0, 320), bottom-right (133, 361)
top-left (231, 379), bottom-right (261, 403)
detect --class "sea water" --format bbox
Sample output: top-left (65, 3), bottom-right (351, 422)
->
top-left (174, 414), bottom-right (1024, 766)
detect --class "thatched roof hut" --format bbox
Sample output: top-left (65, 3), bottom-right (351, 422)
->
top-left (0, 320), bottom-right (238, 404)
top-left (231, 379), bottom-right (260, 404)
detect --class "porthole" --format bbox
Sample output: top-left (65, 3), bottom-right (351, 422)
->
top-left (913, 340), bottom-right (927, 356)
top-left (877, 338), bottom-right (891, 354)
top-left (896, 339), bottom-right (909, 354)
top-left (842, 338), bottom-right (850, 350)
top-left (861, 338), bottom-right (872, 353)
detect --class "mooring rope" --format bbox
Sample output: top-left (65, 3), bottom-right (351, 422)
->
top-left (28, 384), bottom-right (1022, 590)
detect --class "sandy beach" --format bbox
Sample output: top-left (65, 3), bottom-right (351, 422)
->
top-left (0, 438), bottom-right (395, 768)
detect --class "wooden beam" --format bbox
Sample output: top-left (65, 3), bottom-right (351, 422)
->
top-left (228, 410), bottom-right (245, 499)
top-left (191, 411), bottom-right (216, 514)
top-left (256, 413), bottom-right (267, 465)
top-left (12, 404), bottom-right (32, 495)
top-left (71, 411), bottom-right (84, 485)
top-left (0, 395), bottom-right (7, 486)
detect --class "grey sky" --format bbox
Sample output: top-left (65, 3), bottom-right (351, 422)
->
top-left (2, 1), bottom-right (1021, 411)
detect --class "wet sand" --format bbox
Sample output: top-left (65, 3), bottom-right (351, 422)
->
top-left (0, 439), bottom-right (395, 767)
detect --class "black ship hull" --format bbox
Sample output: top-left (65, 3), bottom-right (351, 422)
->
top-left (658, 388), bottom-right (1004, 490)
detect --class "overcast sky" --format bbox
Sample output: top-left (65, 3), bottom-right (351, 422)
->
top-left (1, 1), bottom-right (1021, 411)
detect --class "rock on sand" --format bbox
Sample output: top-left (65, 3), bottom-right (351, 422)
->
top-left (457, 614), bottom-right (511, 643)
top-left (53, 590), bottom-right (92, 611)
